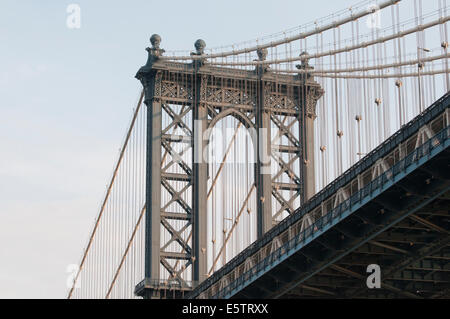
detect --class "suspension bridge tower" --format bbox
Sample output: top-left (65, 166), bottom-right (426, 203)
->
top-left (134, 35), bottom-right (324, 299)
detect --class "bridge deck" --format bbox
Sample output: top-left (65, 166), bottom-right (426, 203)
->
top-left (238, 148), bottom-right (450, 299)
top-left (189, 92), bottom-right (450, 299)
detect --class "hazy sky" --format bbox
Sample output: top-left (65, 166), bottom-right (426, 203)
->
top-left (0, 0), bottom-right (417, 298)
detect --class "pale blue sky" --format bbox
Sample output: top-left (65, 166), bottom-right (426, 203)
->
top-left (0, 0), bottom-right (419, 298)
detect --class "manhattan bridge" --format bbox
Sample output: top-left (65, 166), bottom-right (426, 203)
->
top-left (68, 0), bottom-right (450, 299)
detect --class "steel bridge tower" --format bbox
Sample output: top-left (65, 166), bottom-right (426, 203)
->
top-left (134, 35), bottom-right (323, 299)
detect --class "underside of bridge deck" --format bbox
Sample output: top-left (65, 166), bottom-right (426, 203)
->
top-left (230, 146), bottom-right (450, 299)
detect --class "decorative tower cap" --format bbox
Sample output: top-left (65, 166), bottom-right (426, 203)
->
top-left (194, 39), bottom-right (206, 54)
top-left (256, 48), bottom-right (268, 61)
top-left (296, 51), bottom-right (313, 71)
top-left (300, 51), bottom-right (311, 64)
top-left (150, 34), bottom-right (162, 48)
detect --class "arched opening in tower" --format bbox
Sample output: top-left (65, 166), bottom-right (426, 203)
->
top-left (206, 115), bottom-right (257, 275)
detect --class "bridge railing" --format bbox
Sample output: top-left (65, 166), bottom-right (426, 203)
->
top-left (204, 123), bottom-right (449, 299)
top-left (190, 93), bottom-right (449, 299)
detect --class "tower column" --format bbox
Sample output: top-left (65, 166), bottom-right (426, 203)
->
top-left (301, 83), bottom-right (323, 202)
top-left (296, 52), bottom-right (323, 202)
top-left (141, 70), bottom-right (163, 298)
top-left (134, 33), bottom-right (166, 299)
top-left (192, 74), bottom-right (208, 283)
top-left (256, 79), bottom-right (273, 237)
top-left (304, 112), bottom-right (316, 201)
